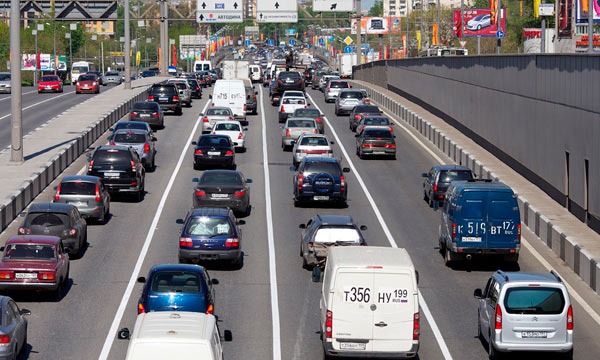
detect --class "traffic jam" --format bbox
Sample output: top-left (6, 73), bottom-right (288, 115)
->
top-left (0, 45), bottom-right (582, 360)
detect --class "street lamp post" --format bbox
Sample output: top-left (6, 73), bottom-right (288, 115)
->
top-left (33, 28), bottom-right (38, 87)
top-left (124, 0), bottom-right (131, 89)
top-left (10, 0), bottom-right (23, 162)
top-left (53, 23), bottom-right (57, 75)
top-left (65, 32), bottom-right (72, 83)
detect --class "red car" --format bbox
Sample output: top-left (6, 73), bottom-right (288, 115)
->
top-left (75, 73), bottom-right (100, 94)
top-left (0, 235), bottom-right (70, 298)
top-left (37, 75), bottom-right (63, 93)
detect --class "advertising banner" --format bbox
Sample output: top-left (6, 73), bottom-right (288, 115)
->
top-left (576, 0), bottom-right (600, 23)
top-left (452, 8), bottom-right (506, 37)
top-left (351, 17), bottom-right (402, 34)
top-left (21, 54), bottom-right (37, 70)
top-left (38, 54), bottom-right (67, 71)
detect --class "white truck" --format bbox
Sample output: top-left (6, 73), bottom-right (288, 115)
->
top-left (222, 60), bottom-right (250, 81)
top-left (337, 54), bottom-right (356, 79)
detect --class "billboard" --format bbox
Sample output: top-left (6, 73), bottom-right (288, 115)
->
top-left (575, 0), bottom-right (600, 23)
top-left (21, 54), bottom-right (37, 70)
top-left (21, 54), bottom-right (67, 71)
top-left (351, 17), bottom-right (402, 35)
top-left (452, 8), bottom-right (506, 37)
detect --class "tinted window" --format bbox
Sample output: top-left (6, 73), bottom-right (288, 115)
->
top-left (214, 123), bottom-right (240, 131)
top-left (282, 98), bottom-right (305, 105)
top-left (206, 108), bottom-right (231, 116)
top-left (288, 120), bottom-right (316, 128)
top-left (151, 85), bottom-right (176, 95)
top-left (355, 106), bottom-right (380, 114)
top-left (284, 91), bottom-right (304, 97)
top-left (200, 172), bottom-right (243, 186)
top-left (105, 71), bottom-right (119, 76)
top-left (363, 118), bottom-right (390, 126)
top-left (504, 287), bottom-right (565, 315)
top-left (278, 72), bottom-right (301, 79)
top-left (300, 137), bottom-right (328, 146)
top-left (60, 182), bottom-right (96, 195)
top-left (151, 271), bottom-right (204, 294)
top-left (461, 199), bottom-right (484, 219)
top-left (0, 74), bottom-right (9, 81)
top-left (93, 149), bottom-right (132, 164)
top-left (489, 199), bottom-right (514, 219)
top-left (185, 216), bottom-right (233, 236)
top-left (114, 123), bottom-right (148, 131)
top-left (364, 129), bottom-right (393, 138)
top-left (4, 244), bottom-right (56, 261)
top-left (25, 212), bottom-right (69, 227)
top-left (113, 133), bottom-right (145, 143)
top-left (439, 170), bottom-right (473, 183)
top-left (171, 82), bottom-right (187, 90)
top-left (133, 102), bottom-right (159, 111)
top-left (79, 75), bottom-right (95, 82)
top-left (329, 81), bottom-right (349, 88)
top-left (41, 76), bottom-right (58, 82)
top-left (295, 109), bottom-right (320, 117)
top-left (198, 136), bottom-right (230, 147)
top-left (340, 92), bottom-right (363, 99)
top-left (304, 162), bottom-right (341, 176)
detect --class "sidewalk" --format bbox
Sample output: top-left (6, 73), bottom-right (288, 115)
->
top-left (352, 79), bottom-right (600, 294)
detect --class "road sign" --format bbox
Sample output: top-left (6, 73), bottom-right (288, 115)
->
top-left (289, 39), bottom-right (295, 45)
top-left (538, 3), bottom-right (555, 16)
top-left (344, 46), bottom-right (352, 53)
top-left (312, 0), bottom-right (353, 11)
top-left (197, 0), bottom-right (243, 23)
top-left (343, 36), bottom-right (353, 45)
top-left (496, 30), bottom-right (504, 38)
top-left (268, 39), bottom-right (274, 45)
top-left (318, 38), bottom-right (324, 44)
top-left (256, 0), bottom-right (298, 23)
top-left (459, 40), bottom-right (467, 47)
top-left (285, 29), bottom-right (296, 36)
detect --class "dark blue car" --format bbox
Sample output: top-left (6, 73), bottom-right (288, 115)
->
top-left (291, 157), bottom-right (350, 207)
top-left (177, 207), bottom-right (243, 267)
top-left (136, 264), bottom-right (218, 314)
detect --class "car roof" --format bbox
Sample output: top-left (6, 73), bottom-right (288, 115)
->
top-left (434, 165), bottom-right (471, 171)
top-left (199, 134), bottom-right (230, 139)
top-left (149, 264), bottom-right (206, 275)
top-left (450, 180), bottom-right (513, 192)
top-left (315, 214), bottom-right (354, 226)
top-left (494, 271), bottom-right (563, 285)
top-left (115, 121), bottom-right (150, 127)
top-left (339, 89), bottom-right (362, 93)
top-left (329, 246), bottom-right (414, 269)
top-left (133, 312), bottom-right (216, 342)
top-left (6, 235), bottom-right (62, 245)
top-left (287, 117), bottom-right (316, 122)
top-left (28, 202), bottom-right (73, 214)
top-left (61, 175), bottom-right (101, 183)
top-left (354, 105), bottom-right (380, 112)
top-left (189, 207), bottom-right (231, 217)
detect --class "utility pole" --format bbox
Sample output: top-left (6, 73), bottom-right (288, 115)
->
top-left (53, 23), bottom-right (57, 75)
top-left (460, 0), bottom-right (464, 45)
top-left (437, 0), bottom-right (440, 44)
top-left (124, 0), bottom-right (131, 89)
top-left (588, 0), bottom-right (594, 53)
top-left (101, 41), bottom-right (105, 74)
top-left (33, 28), bottom-right (38, 87)
top-left (10, 0), bottom-right (23, 162)
top-left (406, 3), bottom-right (409, 57)
top-left (160, 0), bottom-right (168, 76)
top-left (66, 32), bottom-right (72, 84)
top-left (497, 0), bottom-right (502, 54)
top-left (356, 0), bottom-right (361, 65)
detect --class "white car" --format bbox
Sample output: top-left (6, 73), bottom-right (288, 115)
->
top-left (291, 133), bottom-right (334, 168)
top-left (466, 14), bottom-right (491, 31)
top-left (279, 93), bottom-right (308, 123)
top-left (212, 120), bottom-right (246, 152)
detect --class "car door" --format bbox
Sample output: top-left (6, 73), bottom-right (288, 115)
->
top-left (486, 193), bottom-right (519, 249)
top-left (101, 182), bottom-right (110, 209)
top-left (8, 301), bottom-right (25, 350)
top-left (483, 279), bottom-right (499, 341)
top-left (478, 278), bottom-right (493, 340)
top-left (4, 300), bottom-right (19, 350)
top-left (58, 242), bottom-right (68, 279)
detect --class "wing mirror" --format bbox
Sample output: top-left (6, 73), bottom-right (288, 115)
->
top-left (211, 278), bottom-right (219, 285)
top-left (192, 178), bottom-right (199, 182)
top-left (360, 225), bottom-right (368, 231)
top-left (191, 141), bottom-right (197, 145)
top-left (137, 276), bottom-right (146, 283)
top-left (312, 267), bottom-right (322, 283)
top-left (175, 219), bottom-right (184, 224)
top-left (19, 309), bottom-right (31, 316)
top-left (299, 224), bottom-right (306, 229)
top-left (236, 220), bottom-right (246, 225)
top-left (246, 179), bottom-right (253, 183)
top-left (223, 330), bottom-right (233, 342)
top-left (421, 173), bottom-right (428, 178)
top-left (342, 168), bottom-right (351, 173)
top-left (117, 328), bottom-right (130, 340)
top-left (289, 166), bottom-right (296, 172)
top-left (473, 288), bottom-right (483, 299)
top-left (209, 94), bottom-right (213, 99)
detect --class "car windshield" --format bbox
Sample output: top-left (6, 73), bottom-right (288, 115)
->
top-left (151, 271), bottom-right (204, 294)
top-left (363, 118), bottom-right (390, 125)
top-left (185, 216), bottom-right (233, 236)
top-left (94, 149), bottom-right (131, 165)
top-left (214, 123), bottom-right (240, 131)
top-left (504, 287), bottom-right (565, 315)
top-left (114, 123), bottom-right (148, 131)
top-left (439, 170), bottom-right (473, 183)
top-left (41, 76), bottom-right (58, 82)
top-left (0, 74), bottom-right (9, 81)
top-left (198, 136), bottom-right (230, 147)
top-left (304, 162), bottom-right (341, 176)
top-left (60, 181), bottom-right (96, 195)
top-left (200, 172), bottom-right (243, 186)
top-left (3, 244), bottom-right (56, 261)
top-left (283, 98), bottom-right (305, 105)
top-left (300, 137), bottom-right (328, 146)
top-left (133, 102), bottom-right (159, 111)
top-left (288, 120), bottom-right (315, 128)
top-left (340, 92), bottom-right (363, 99)
top-left (314, 226), bottom-right (361, 244)
top-left (25, 212), bottom-right (68, 228)
top-left (364, 129), bottom-right (393, 138)
top-left (113, 133), bottom-right (145, 143)
top-left (207, 108), bottom-right (231, 116)
top-left (79, 75), bottom-right (95, 82)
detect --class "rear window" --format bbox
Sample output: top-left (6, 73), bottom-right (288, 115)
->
top-left (439, 170), bottom-right (473, 183)
top-left (283, 98), bottom-right (305, 105)
top-left (3, 244), bottom-right (56, 261)
top-left (288, 120), bottom-right (315, 128)
top-left (171, 82), bottom-right (187, 90)
top-left (329, 81), bottom-right (349, 89)
top-left (279, 72), bottom-right (301, 79)
top-left (114, 123), bottom-right (147, 131)
top-left (489, 199), bottom-right (515, 219)
top-left (93, 149), bottom-right (132, 164)
top-left (185, 216), bottom-right (233, 236)
top-left (314, 226), bottom-right (360, 244)
top-left (284, 91), bottom-right (304, 97)
top-left (300, 137), bottom-right (328, 146)
top-left (113, 133), bottom-right (145, 143)
top-left (356, 106), bottom-right (380, 114)
top-left (364, 129), bottom-right (393, 138)
top-left (206, 108), bottom-right (231, 116)
top-left (294, 109), bottom-right (319, 117)
top-left (304, 162), bottom-right (341, 176)
top-left (151, 85), bottom-right (176, 95)
top-left (105, 71), bottom-right (119, 76)
top-left (200, 172), bottom-right (243, 186)
top-left (198, 136), bottom-right (230, 147)
top-left (151, 271), bottom-right (204, 294)
top-left (340, 91), bottom-right (363, 99)
top-left (60, 182), bottom-right (96, 195)
top-left (25, 213), bottom-right (68, 227)
top-left (461, 199), bottom-right (484, 219)
top-left (79, 75), bottom-right (95, 82)
top-left (363, 118), bottom-right (390, 126)
top-left (504, 287), bottom-right (565, 315)
top-left (133, 102), bottom-right (159, 111)
top-left (214, 123), bottom-right (240, 132)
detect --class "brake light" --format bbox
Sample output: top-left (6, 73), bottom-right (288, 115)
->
top-left (203, 116), bottom-right (209, 123)
top-left (69, 229), bottom-right (77, 236)
top-left (206, 304), bottom-right (214, 315)
top-left (0, 334), bottom-right (10, 344)
top-left (131, 111), bottom-right (139, 116)
top-left (228, 116), bottom-right (233, 120)
top-left (362, 143), bottom-right (372, 148)
top-left (385, 144), bottom-right (396, 149)
top-left (179, 237), bottom-right (193, 247)
top-left (243, 104), bottom-right (247, 112)
top-left (286, 129), bottom-right (291, 137)
top-left (38, 272), bottom-right (55, 280)
top-left (55, 183), bottom-right (61, 201)
top-left (88, 160), bottom-right (94, 172)
top-left (517, 223), bottom-right (521, 240)
top-left (238, 132), bottom-right (243, 139)
top-left (173, 96), bottom-right (180, 101)
top-left (147, 95), bottom-right (154, 101)
top-left (234, 191), bottom-right (244, 197)
top-left (137, 303), bottom-right (145, 314)
top-left (494, 304), bottom-right (502, 330)
top-left (365, 99), bottom-right (370, 103)
top-left (225, 237), bottom-right (240, 248)
top-left (325, 310), bottom-right (333, 338)
top-left (253, 95), bottom-right (256, 100)
top-left (110, 142), bottom-right (115, 146)
top-left (340, 175), bottom-right (346, 191)
top-left (195, 190), bottom-right (206, 197)
top-left (131, 161), bottom-right (136, 172)
top-left (354, 115), bottom-right (361, 120)
top-left (567, 305), bottom-right (573, 330)
top-left (144, 143), bottom-right (150, 153)
top-left (196, 87), bottom-right (200, 91)
top-left (225, 150), bottom-right (234, 156)
top-left (18, 227), bottom-right (31, 235)
top-left (315, 118), bottom-right (323, 122)
top-left (281, 105), bottom-right (285, 112)
top-left (0, 271), bottom-right (13, 280)
top-left (152, 112), bottom-right (160, 117)
top-left (434, 184), bottom-right (438, 193)
top-left (298, 174), bottom-right (303, 189)
top-left (95, 184), bottom-right (101, 202)
top-left (413, 312), bottom-right (420, 340)
top-left (195, 149), bottom-right (203, 155)
top-left (452, 222), bottom-right (456, 239)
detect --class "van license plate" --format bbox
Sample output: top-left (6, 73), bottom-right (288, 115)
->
top-left (340, 342), bottom-right (366, 350)
top-left (314, 196), bottom-right (329, 201)
top-left (462, 236), bottom-right (482, 242)
top-left (522, 331), bottom-right (547, 338)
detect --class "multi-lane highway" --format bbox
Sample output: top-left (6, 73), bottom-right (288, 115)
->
top-left (1, 67), bottom-right (599, 360)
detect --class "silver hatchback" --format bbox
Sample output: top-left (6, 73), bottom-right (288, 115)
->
top-left (474, 270), bottom-right (573, 359)
top-left (110, 129), bottom-right (157, 171)
top-left (291, 133), bottom-right (334, 168)
top-left (335, 89), bottom-right (365, 116)
top-left (324, 80), bottom-right (351, 103)
top-left (53, 175), bottom-right (111, 223)
top-left (167, 79), bottom-right (192, 107)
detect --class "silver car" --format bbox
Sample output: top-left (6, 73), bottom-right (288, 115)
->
top-left (474, 270), bottom-right (573, 359)
top-left (281, 117), bottom-right (318, 151)
top-left (53, 175), bottom-right (111, 224)
top-left (319, 75), bottom-right (339, 92)
top-left (0, 73), bottom-right (10, 94)
top-left (200, 107), bottom-right (233, 133)
top-left (324, 80), bottom-right (351, 103)
top-left (110, 129), bottom-right (157, 170)
top-left (0, 296), bottom-right (29, 360)
top-left (291, 133), bottom-right (334, 168)
top-left (167, 79), bottom-right (192, 107)
top-left (335, 89), bottom-right (366, 116)
top-left (101, 71), bottom-right (122, 86)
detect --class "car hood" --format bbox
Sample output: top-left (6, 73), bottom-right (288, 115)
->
top-left (0, 80), bottom-right (11, 86)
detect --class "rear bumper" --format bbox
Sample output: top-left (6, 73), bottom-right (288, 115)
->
top-left (361, 148), bottom-right (396, 156)
top-left (104, 181), bottom-right (142, 193)
top-left (493, 338), bottom-right (573, 353)
top-left (324, 341), bottom-right (419, 358)
top-left (179, 248), bottom-right (241, 262)
top-left (295, 190), bottom-right (346, 202)
top-left (0, 281), bottom-right (58, 292)
top-left (450, 243), bottom-right (520, 255)
top-left (194, 156), bottom-right (234, 166)
top-left (78, 206), bottom-right (106, 220)
top-left (158, 103), bottom-right (180, 111)
top-left (131, 116), bottom-right (163, 126)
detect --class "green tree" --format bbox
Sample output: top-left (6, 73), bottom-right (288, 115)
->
top-left (369, 1), bottom-right (383, 16)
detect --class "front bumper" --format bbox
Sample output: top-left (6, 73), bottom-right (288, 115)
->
top-left (38, 86), bottom-right (61, 92)
top-left (179, 248), bottom-right (241, 262)
top-left (0, 87), bottom-right (11, 94)
top-left (324, 340), bottom-right (419, 358)
top-left (76, 86), bottom-right (98, 93)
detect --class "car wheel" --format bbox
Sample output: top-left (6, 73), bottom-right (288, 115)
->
top-left (176, 108), bottom-right (183, 116)
top-left (231, 253), bottom-right (242, 269)
top-left (428, 194), bottom-right (434, 208)
top-left (359, 149), bottom-right (365, 159)
top-left (424, 190), bottom-right (429, 202)
top-left (444, 248), bottom-right (455, 267)
top-left (300, 242), bottom-right (304, 257)
top-left (293, 159), bottom-right (298, 169)
top-left (562, 349), bottom-right (574, 360)
top-left (477, 25), bottom-right (482, 31)
top-left (488, 334), bottom-right (500, 360)
top-left (193, 162), bottom-right (200, 170)
top-left (37, 91), bottom-right (41, 94)
top-left (178, 255), bottom-right (188, 264)
top-left (477, 313), bottom-right (483, 341)
top-left (302, 255), bottom-right (312, 270)
top-left (98, 211), bottom-right (105, 225)
top-left (53, 278), bottom-right (63, 300)
top-left (151, 155), bottom-right (156, 170)
top-left (293, 198), bottom-right (301, 207)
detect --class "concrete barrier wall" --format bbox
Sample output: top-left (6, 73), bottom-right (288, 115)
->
top-left (353, 55), bottom-right (600, 234)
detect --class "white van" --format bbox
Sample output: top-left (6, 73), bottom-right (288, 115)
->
top-left (249, 65), bottom-right (262, 83)
top-left (320, 246), bottom-right (420, 358)
top-left (118, 312), bottom-right (232, 360)
top-left (194, 60), bottom-right (212, 72)
top-left (211, 80), bottom-right (246, 123)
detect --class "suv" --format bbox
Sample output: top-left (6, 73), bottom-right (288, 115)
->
top-left (335, 89), bottom-right (365, 116)
top-left (87, 145), bottom-right (146, 201)
top-left (421, 165), bottom-right (474, 208)
top-left (324, 80), bottom-right (351, 103)
top-left (291, 157), bottom-right (350, 207)
top-left (53, 175), bottom-right (110, 224)
top-left (474, 270), bottom-right (573, 359)
top-left (274, 71), bottom-right (304, 95)
top-left (148, 83), bottom-right (182, 115)
top-left (167, 79), bottom-right (192, 108)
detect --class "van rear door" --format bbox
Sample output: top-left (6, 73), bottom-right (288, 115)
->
top-left (456, 191), bottom-right (487, 248)
top-left (486, 193), bottom-right (520, 249)
top-left (372, 270), bottom-right (416, 352)
top-left (331, 270), bottom-right (373, 352)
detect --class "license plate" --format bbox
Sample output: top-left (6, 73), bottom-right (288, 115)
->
top-left (211, 193), bottom-right (229, 198)
top-left (159, 97), bottom-right (168, 101)
top-left (15, 273), bottom-right (37, 279)
top-left (522, 331), bottom-right (547, 338)
top-left (462, 236), bottom-right (482, 242)
top-left (373, 151), bottom-right (386, 155)
top-left (140, 114), bottom-right (150, 117)
top-left (207, 151), bottom-right (220, 156)
top-left (314, 196), bottom-right (329, 201)
top-left (46, 86), bottom-right (51, 89)
top-left (104, 172), bottom-right (120, 178)
top-left (68, 201), bottom-right (87, 206)
top-left (339, 342), bottom-right (366, 350)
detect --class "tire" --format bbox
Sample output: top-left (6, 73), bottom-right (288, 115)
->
top-left (423, 190), bottom-right (429, 202)
top-left (444, 247), bottom-right (455, 267)
top-left (176, 107), bottom-right (183, 116)
top-left (477, 25), bottom-right (482, 31)
top-left (97, 211), bottom-right (105, 225)
top-left (300, 243), bottom-right (304, 257)
top-left (293, 198), bottom-right (301, 207)
top-left (477, 313), bottom-right (484, 341)
top-left (428, 194), bottom-right (434, 208)
top-left (488, 335), bottom-right (500, 360)
top-left (53, 278), bottom-right (63, 300)
top-left (563, 349), bottom-right (574, 360)
top-left (302, 255), bottom-right (312, 270)
top-left (359, 149), bottom-right (365, 159)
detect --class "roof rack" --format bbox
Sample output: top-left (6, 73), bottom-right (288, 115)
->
top-left (550, 270), bottom-right (563, 282)
top-left (496, 270), bottom-right (509, 282)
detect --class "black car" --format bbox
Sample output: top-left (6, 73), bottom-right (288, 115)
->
top-left (192, 170), bottom-right (252, 215)
top-left (18, 203), bottom-right (87, 257)
top-left (421, 165), bottom-right (474, 207)
top-left (87, 145), bottom-right (145, 201)
top-left (147, 83), bottom-right (182, 115)
top-left (185, 78), bottom-right (202, 99)
top-left (291, 157), bottom-right (350, 207)
top-left (129, 101), bottom-right (164, 129)
top-left (192, 135), bottom-right (235, 170)
top-left (245, 85), bottom-right (258, 115)
top-left (355, 127), bottom-right (397, 160)
top-left (303, 68), bottom-right (315, 84)
top-left (141, 70), bottom-right (156, 78)
top-left (349, 105), bottom-right (382, 131)
top-left (274, 71), bottom-right (304, 96)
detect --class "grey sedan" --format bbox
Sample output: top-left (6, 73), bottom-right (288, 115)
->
top-left (110, 129), bottom-right (157, 170)
top-left (129, 102), bottom-right (164, 129)
top-left (0, 296), bottom-right (29, 360)
top-left (335, 89), bottom-right (366, 116)
top-left (281, 118), bottom-right (318, 151)
top-left (200, 107), bottom-right (233, 133)
top-left (101, 71), bottom-right (122, 86)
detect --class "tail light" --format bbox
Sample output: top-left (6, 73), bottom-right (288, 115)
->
top-left (95, 184), bottom-right (101, 202)
top-left (88, 160), bottom-right (94, 172)
top-left (152, 112), bottom-right (160, 117)
top-left (195, 149), bottom-right (203, 155)
top-left (315, 118), bottom-right (323, 123)
top-left (212, 103), bottom-right (215, 106)
top-left (314, 129), bottom-right (318, 134)
top-left (137, 303), bottom-right (145, 314)
top-left (243, 104), bottom-right (247, 112)
top-left (196, 87), bottom-right (200, 91)
top-left (413, 312), bottom-right (420, 340)
top-left (38, 272), bottom-right (55, 280)
top-left (281, 105), bottom-right (285, 112)
top-left (325, 310), bottom-right (333, 338)
top-left (362, 143), bottom-right (373, 148)
top-left (225, 237), bottom-right (240, 248)
top-left (365, 99), bottom-right (370, 103)
top-left (304, 105), bottom-right (307, 109)
top-left (0, 335), bottom-right (10, 345)
top-left (494, 304), bottom-right (502, 330)
top-left (385, 144), bottom-right (396, 149)
top-left (203, 116), bottom-right (209, 123)
top-left (110, 142), bottom-right (115, 146)
top-left (55, 183), bottom-right (62, 201)
top-left (69, 229), bottom-right (77, 236)
top-left (286, 129), bottom-right (291, 137)
top-left (389, 126), bottom-right (394, 133)
top-left (452, 222), bottom-right (456, 239)
top-left (131, 111), bottom-right (139, 116)
top-left (131, 161), bottom-right (136, 172)
top-left (567, 305), bottom-right (573, 330)
top-left (195, 190), bottom-right (206, 197)
top-left (18, 227), bottom-right (31, 235)
top-left (253, 95), bottom-right (256, 100)
top-left (173, 96), bottom-right (180, 101)
top-left (434, 183), bottom-right (438, 193)
top-left (238, 132), bottom-right (243, 139)
top-left (206, 304), bottom-right (214, 315)
top-left (354, 115), bottom-right (361, 120)
top-left (228, 116), bottom-right (233, 120)
top-left (144, 143), bottom-right (150, 153)
top-left (0, 271), bottom-right (13, 280)
top-left (147, 95), bottom-right (154, 101)
top-left (179, 237), bottom-right (193, 247)
top-left (298, 174), bottom-right (303, 189)
top-left (517, 223), bottom-right (521, 240)
top-left (234, 191), bottom-right (244, 197)
top-left (340, 175), bottom-right (346, 191)
top-left (225, 150), bottom-right (234, 156)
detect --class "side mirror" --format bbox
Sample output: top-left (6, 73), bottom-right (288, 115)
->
top-left (354, 134), bottom-right (359, 137)
top-left (152, 137), bottom-right (158, 141)
top-left (64, 248), bottom-right (71, 254)
top-left (107, 135), bottom-right (113, 141)
top-left (247, 95), bottom-right (250, 100)
top-left (360, 225), bottom-right (368, 231)
top-left (415, 270), bottom-right (420, 285)
top-left (192, 178), bottom-right (199, 182)
top-left (342, 168), bottom-right (351, 173)
top-left (198, 113), bottom-right (204, 117)
top-left (290, 140), bottom-right (296, 145)
top-left (209, 94), bottom-right (213, 99)
top-left (473, 288), bottom-right (483, 299)
top-left (0, 247), bottom-right (4, 252)
top-left (244, 128), bottom-right (248, 131)
top-left (223, 330), bottom-right (233, 342)
top-left (175, 219), bottom-right (184, 224)
top-left (19, 309), bottom-right (31, 316)
top-left (255, 91), bottom-right (258, 95)
top-left (117, 328), bottom-right (130, 340)
top-left (53, 186), bottom-right (58, 191)
top-left (191, 141), bottom-right (197, 145)
top-left (19, 211), bottom-right (27, 217)
top-left (421, 173), bottom-right (428, 178)
top-left (289, 166), bottom-right (296, 172)
top-left (137, 277), bottom-right (146, 283)
top-left (246, 179), bottom-right (253, 183)
top-left (236, 220), bottom-right (246, 225)
top-left (211, 278), bottom-right (219, 285)
top-left (299, 224), bottom-right (306, 229)
top-left (330, 141), bottom-right (335, 145)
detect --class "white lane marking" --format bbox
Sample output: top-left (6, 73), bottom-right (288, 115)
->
top-left (77, 165), bottom-right (87, 175)
top-left (259, 86), bottom-right (282, 360)
top-left (0, 90), bottom-right (37, 101)
top-left (0, 91), bottom-right (75, 120)
top-left (379, 105), bottom-right (600, 327)
top-left (98, 100), bottom-right (210, 360)
top-left (307, 93), bottom-right (454, 360)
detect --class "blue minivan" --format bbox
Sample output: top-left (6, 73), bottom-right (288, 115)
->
top-left (438, 180), bottom-right (521, 265)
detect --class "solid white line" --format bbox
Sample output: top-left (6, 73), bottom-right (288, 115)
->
top-left (97, 100), bottom-right (210, 360)
top-left (77, 165), bottom-right (87, 175)
top-left (0, 91), bottom-right (75, 120)
top-left (259, 86), bottom-right (282, 360)
top-left (378, 103), bottom-right (600, 327)
top-left (307, 93), bottom-right (454, 360)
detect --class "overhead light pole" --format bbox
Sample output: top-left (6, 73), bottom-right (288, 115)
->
top-left (10, 0), bottom-right (23, 162)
